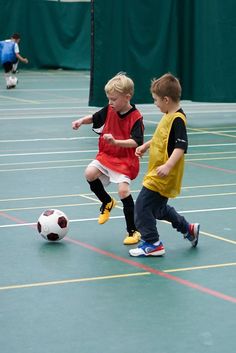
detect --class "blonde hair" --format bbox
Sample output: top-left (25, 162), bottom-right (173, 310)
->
top-left (151, 73), bottom-right (182, 102)
top-left (105, 73), bottom-right (134, 97)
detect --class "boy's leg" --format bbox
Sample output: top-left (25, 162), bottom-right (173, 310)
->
top-left (121, 194), bottom-right (141, 245)
top-left (129, 187), bottom-right (165, 256)
top-left (3, 62), bottom-right (14, 89)
top-left (86, 166), bottom-right (116, 224)
top-left (12, 60), bottom-right (19, 74)
top-left (161, 205), bottom-right (200, 247)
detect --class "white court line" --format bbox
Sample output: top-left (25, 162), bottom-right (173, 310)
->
top-left (0, 95), bottom-right (39, 104)
top-left (0, 150), bottom-right (97, 157)
top-left (0, 158), bottom-right (93, 167)
top-left (0, 191), bottom-right (236, 213)
top-left (0, 137), bottom-right (98, 143)
top-left (1, 142), bottom-right (236, 158)
top-left (0, 185), bottom-right (236, 203)
top-left (1, 183), bottom-right (236, 202)
top-left (1, 130), bottom-right (236, 143)
top-left (1, 157), bottom-right (236, 172)
top-left (0, 114), bottom-right (96, 120)
top-left (0, 106), bottom-right (93, 111)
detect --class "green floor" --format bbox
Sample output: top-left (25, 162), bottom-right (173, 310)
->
top-left (1, 70), bottom-right (236, 353)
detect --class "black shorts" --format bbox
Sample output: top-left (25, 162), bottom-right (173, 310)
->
top-left (3, 59), bottom-right (18, 73)
top-left (3, 62), bottom-right (13, 73)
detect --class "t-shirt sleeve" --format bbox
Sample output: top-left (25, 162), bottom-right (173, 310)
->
top-left (92, 106), bottom-right (108, 134)
top-left (130, 118), bottom-right (144, 146)
top-left (172, 117), bottom-right (188, 151)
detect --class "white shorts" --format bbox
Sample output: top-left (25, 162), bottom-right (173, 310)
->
top-left (88, 160), bottom-right (131, 186)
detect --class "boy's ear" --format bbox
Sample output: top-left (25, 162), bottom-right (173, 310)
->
top-left (163, 96), bottom-right (169, 104)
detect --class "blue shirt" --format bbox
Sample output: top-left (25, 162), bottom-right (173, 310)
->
top-left (0, 40), bottom-right (17, 64)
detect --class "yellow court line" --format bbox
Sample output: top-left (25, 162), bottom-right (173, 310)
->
top-left (165, 262), bottom-right (236, 273)
top-left (187, 127), bottom-right (236, 139)
top-left (0, 272), bottom-right (150, 291)
top-left (2, 262), bottom-right (236, 291)
top-left (160, 221), bottom-right (236, 245)
top-left (0, 95), bottom-right (39, 104)
top-left (200, 230), bottom-right (236, 245)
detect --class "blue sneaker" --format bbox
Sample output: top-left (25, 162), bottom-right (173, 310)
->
top-left (129, 241), bottom-right (165, 257)
top-left (184, 223), bottom-right (200, 247)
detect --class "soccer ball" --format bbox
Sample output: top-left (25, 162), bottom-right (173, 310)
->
top-left (37, 209), bottom-right (69, 241)
top-left (9, 76), bottom-right (18, 86)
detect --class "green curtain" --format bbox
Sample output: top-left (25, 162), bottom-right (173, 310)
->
top-left (89, 0), bottom-right (236, 105)
top-left (0, 0), bottom-right (91, 70)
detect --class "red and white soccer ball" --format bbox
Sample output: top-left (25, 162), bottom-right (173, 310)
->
top-left (37, 209), bottom-right (69, 241)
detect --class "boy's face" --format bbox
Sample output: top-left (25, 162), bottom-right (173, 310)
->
top-left (106, 91), bottom-right (131, 113)
top-left (152, 93), bottom-right (168, 113)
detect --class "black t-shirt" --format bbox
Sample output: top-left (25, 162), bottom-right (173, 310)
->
top-left (167, 108), bottom-right (188, 156)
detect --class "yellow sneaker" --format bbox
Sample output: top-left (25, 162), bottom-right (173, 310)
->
top-left (123, 231), bottom-right (141, 245)
top-left (98, 198), bottom-right (117, 224)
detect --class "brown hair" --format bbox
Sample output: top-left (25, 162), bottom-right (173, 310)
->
top-left (11, 33), bottom-right (21, 40)
top-left (151, 73), bottom-right (181, 102)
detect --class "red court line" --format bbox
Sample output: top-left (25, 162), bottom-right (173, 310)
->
top-left (188, 161), bottom-right (236, 174)
top-left (1, 210), bottom-right (236, 304)
top-left (0, 211), bottom-right (29, 224)
top-left (66, 237), bottom-right (236, 304)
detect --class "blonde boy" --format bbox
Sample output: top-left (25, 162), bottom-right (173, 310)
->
top-left (72, 73), bottom-right (144, 244)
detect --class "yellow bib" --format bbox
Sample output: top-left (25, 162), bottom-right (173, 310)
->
top-left (143, 112), bottom-right (186, 198)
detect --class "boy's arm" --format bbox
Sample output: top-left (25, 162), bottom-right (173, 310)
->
top-left (103, 134), bottom-right (137, 147)
top-left (16, 52), bottom-right (28, 64)
top-left (72, 115), bottom-right (93, 130)
top-left (135, 140), bottom-right (151, 157)
top-left (156, 148), bottom-right (184, 177)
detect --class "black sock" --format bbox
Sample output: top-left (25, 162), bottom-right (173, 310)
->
top-left (121, 195), bottom-right (136, 235)
top-left (87, 179), bottom-right (111, 204)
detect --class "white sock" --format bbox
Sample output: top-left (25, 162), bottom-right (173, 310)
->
top-left (12, 62), bottom-right (18, 71)
top-left (5, 73), bottom-right (11, 86)
top-left (153, 240), bottom-right (161, 246)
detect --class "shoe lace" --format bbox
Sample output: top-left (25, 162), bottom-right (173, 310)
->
top-left (100, 204), bottom-right (105, 214)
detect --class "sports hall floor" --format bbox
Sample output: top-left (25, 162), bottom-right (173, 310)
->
top-left (1, 70), bottom-right (236, 353)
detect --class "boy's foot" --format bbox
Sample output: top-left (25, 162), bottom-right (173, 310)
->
top-left (123, 231), bottom-right (141, 245)
top-left (98, 198), bottom-right (117, 224)
top-left (6, 85), bottom-right (15, 89)
top-left (184, 223), bottom-right (200, 247)
top-left (129, 241), bottom-right (165, 257)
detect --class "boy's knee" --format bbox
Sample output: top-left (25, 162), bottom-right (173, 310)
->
top-left (118, 189), bottom-right (130, 200)
top-left (84, 167), bottom-right (96, 182)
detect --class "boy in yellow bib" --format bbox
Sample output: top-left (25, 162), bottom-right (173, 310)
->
top-left (129, 73), bottom-right (200, 257)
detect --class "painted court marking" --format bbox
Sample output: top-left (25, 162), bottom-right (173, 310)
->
top-left (0, 211), bottom-right (236, 304)
top-left (0, 272), bottom-right (150, 291)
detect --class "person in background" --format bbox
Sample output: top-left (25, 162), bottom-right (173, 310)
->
top-left (0, 33), bottom-right (28, 89)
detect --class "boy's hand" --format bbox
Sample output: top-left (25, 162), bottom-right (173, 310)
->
top-left (103, 133), bottom-right (116, 145)
top-left (72, 119), bottom-right (83, 130)
top-left (135, 145), bottom-right (147, 157)
top-left (156, 164), bottom-right (171, 177)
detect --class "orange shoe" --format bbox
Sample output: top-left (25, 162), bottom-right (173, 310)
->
top-left (98, 198), bottom-right (117, 224)
top-left (123, 231), bottom-right (141, 245)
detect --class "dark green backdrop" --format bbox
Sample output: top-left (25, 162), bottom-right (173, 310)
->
top-left (89, 0), bottom-right (236, 105)
top-left (1, 0), bottom-right (235, 104)
top-left (0, 0), bottom-right (90, 70)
